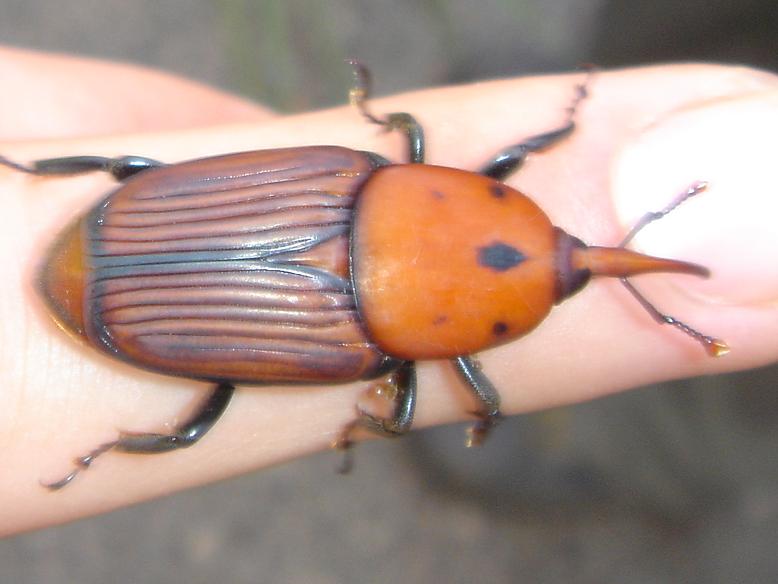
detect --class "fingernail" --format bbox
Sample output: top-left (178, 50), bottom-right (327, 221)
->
top-left (611, 90), bottom-right (778, 306)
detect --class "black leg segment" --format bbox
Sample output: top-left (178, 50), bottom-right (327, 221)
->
top-left (0, 154), bottom-right (163, 181)
top-left (43, 382), bottom-right (235, 490)
top-left (347, 59), bottom-right (425, 163)
top-left (340, 361), bottom-right (416, 440)
top-left (335, 361), bottom-right (417, 472)
top-left (478, 68), bottom-right (593, 180)
top-left (452, 356), bottom-right (502, 446)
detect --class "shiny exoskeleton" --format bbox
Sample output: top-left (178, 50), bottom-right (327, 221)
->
top-left (0, 63), bottom-right (726, 489)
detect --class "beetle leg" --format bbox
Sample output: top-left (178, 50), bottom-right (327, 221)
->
top-left (478, 67), bottom-right (594, 180)
top-left (42, 382), bottom-right (235, 490)
top-left (0, 154), bottom-right (162, 181)
top-left (347, 59), bottom-right (425, 163)
top-left (335, 361), bottom-right (416, 472)
top-left (452, 356), bottom-right (502, 446)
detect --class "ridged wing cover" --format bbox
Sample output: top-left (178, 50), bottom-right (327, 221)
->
top-left (84, 146), bottom-right (390, 383)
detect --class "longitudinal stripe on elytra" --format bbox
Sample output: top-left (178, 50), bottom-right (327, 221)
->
top-left (91, 269), bottom-right (351, 297)
top-left (119, 317), bottom-right (370, 341)
top-left (90, 261), bottom-right (350, 286)
top-left (102, 195), bottom-right (353, 227)
top-left (93, 215), bottom-right (353, 244)
top-left (125, 166), bottom-right (365, 201)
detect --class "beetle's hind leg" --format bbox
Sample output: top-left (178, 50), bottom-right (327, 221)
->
top-left (347, 59), bottom-right (425, 164)
top-left (0, 154), bottom-right (162, 181)
top-left (42, 382), bottom-right (235, 490)
top-left (452, 356), bottom-right (502, 446)
top-left (335, 361), bottom-right (416, 472)
top-left (478, 67), bottom-right (594, 181)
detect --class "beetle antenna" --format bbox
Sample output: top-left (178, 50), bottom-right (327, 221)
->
top-left (619, 277), bottom-right (729, 357)
top-left (612, 181), bottom-right (728, 357)
top-left (620, 181), bottom-right (708, 247)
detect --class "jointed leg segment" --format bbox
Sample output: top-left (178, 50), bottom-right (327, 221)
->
top-left (478, 67), bottom-right (594, 180)
top-left (0, 154), bottom-right (162, 181)
top-left (348, 59), bottom-right (425, 164)
top-left (43, 382), bottom-right (235, 490)
top-left (452, 356), bottom-right (502, 446)
top-left (335, 361), bottom-right (416, 472)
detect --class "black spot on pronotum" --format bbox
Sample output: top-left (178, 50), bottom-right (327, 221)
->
top-left (492, 322), bottom-right (508, 336)
top-left (478, 242), bottom-right (526, 272)
top-left (489, 184), bottom-right (506, 199)
top-left (432, 315), bottom-right (448, 325)
top-left (430, 189), bottom-right (445, 200)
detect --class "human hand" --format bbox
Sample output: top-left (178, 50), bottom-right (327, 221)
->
top-left (1, 46), bottom-right (776, 534)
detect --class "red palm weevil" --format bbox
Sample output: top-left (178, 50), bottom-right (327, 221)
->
top-left (0, 63), bottom-right (727, 489)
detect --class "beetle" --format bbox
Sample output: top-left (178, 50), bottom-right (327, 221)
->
top-left (1, 63), bottom-right (726, 489)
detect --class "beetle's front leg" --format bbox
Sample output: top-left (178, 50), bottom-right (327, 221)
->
top-left (478, 68), bottom-right (593, 181)
top-left (452, 356), bottom-right (502, 446)
top-left (335, 361), bottom-right (416, 471)
top-left (0, 154), bottom-right (162, 181)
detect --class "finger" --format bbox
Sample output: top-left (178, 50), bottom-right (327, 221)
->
top-left (0, 64), bottom-right (775, 533)
top-left (0, 46), bottom-right (274, 140)
top-left (468, 86), bottom-right (778, 415)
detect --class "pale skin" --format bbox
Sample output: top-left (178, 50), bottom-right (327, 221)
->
top-left (1, 45), bottom-right (777, 535)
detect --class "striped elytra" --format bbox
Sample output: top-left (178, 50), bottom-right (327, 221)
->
top-left (39, 146), bottom-right (397, 383)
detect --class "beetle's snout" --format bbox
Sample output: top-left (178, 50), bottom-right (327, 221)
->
top-left (571, 246), bottom-right (710, 280)
top-left (553, 228), bottom-right (725, 356)
top-left (553, 227), bottom-right (710, 304)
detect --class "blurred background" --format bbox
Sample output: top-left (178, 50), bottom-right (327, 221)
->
top-left (1, 1), bottom-right (776, 582)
